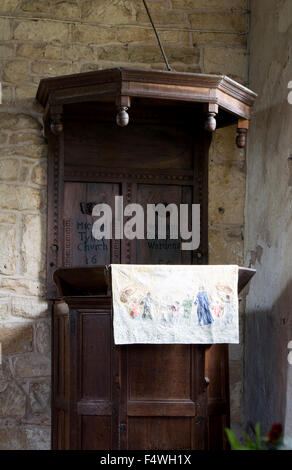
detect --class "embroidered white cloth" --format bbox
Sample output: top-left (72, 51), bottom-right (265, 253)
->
top-left (111, 264), bottom-right (239, 345)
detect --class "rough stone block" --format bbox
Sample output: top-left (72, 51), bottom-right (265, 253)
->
top-left (29, 379), bottom-right (50, 413)
top-left (9, 132), bottom-right (44, 146)
top-left (22, 214), bottom-right (46, 277)
top-left (0, 18), bottom-right (11, 41)
top-left (0, 425), bottom-right (50, 450)
top-left (0, 0), bottom-right (19, 13)
top-left (14, 19), bottom-right (69, 43)
top-left (19, 165), bottom-right (30, 183)
top-left (117, 27), bottom-right (156, 44)
top-left (97, 44), bottom-right (131, 62)
top-left (0, 300), bottom-right (9, 321)
top-left (3, 60), bottom-right (30, 83)
top-left (0, 225), bottom-right (16, 274)
top-left (2, 144), bottom-right (47, 159)
top-left (0, 323), bottom-right (33, 354)
top-left (81, 0), bottom-right (136, 24)
top-left (210, 125), bottom-right (245, 162)
top-left (20, 0), bottom-right (51, 14)
top-left (172, 0), bottom-right (248, 9)
top-left (0, 45), bottom-right (14, 58)
top-left (0, 113), bottom-right (41, 131)
top-left (165, 45), bottom-right (200, 64)
top-left (204, 46), bottom-right (247, 82)
top-left (71, 24), bottom-right (116, 44)
top-left (0, 183), bottom-right (43, 211)
top-left (0, 85), bottom-right (14, 106)
top-left (15, 84), bottom-right (39, 101)
top-left (31, 162), bottom-right (47, 186)
top-left (16, 43), bottom-right (45, 59)
top-left (0, 380), bottom-right (26, 417)
top-left (189, 12), bottom-right (248, 33)
top-left (12, 297), bottom-right (49, 319)
top-left (0, 213), bottom-right (16, 224)
top-left (35, 320), bottom-right (51, 356)
top-left (44, 44), bottom-right (63, 60)
top-left (209, 224), bottom-right (243, 265)
top-left (137, 9), bottom-right (188, 26)
top-left (52, 1), bottom-right (80, 20)
top-left (0, 278), bottom-right (45, 296)
top-left (13, 353), bottom-right (50, 378)
top-left (0, 159), bottom-right (19, 181)
top-left (0, 132), bottom-right (8, 145)
top-left (63, 44), bottom-right (95, 61)
top-left (31, 61), bottom-right (75, 77)
top-left (80, 63), bottom-right (103, 73)
top-left (193, 31), bottom-right (247, 47)
top-left (209, 160), bottom-right (246, 224)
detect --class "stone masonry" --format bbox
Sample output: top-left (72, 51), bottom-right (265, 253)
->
top-left (0, 0), bottom-right (249, 449)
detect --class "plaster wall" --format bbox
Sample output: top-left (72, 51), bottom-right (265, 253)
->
top-left (245, 0), bottom-right (292, 437)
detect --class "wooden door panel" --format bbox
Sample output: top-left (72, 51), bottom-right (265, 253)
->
top-left (64, 121), bottom-right (193, 170)
top-left (128, 417), bottom-right (192, 450)
top-left (69, 304), bottom-right (119, 450)
top-left (128, 345), bottom-right (191, 400)
top-left (81, 314), bottom-right (111, 400)
top-left (81, 416), bottom-right (112, 450)
top-left (63, 182), bottom-right (119, 267)
top-left (136, 184), bottom-right (192, 265)
top-left (122, 344), bottom-right (205, 450)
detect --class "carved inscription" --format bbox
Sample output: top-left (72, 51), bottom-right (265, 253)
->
top-left (76, 220), bottom-right (108, 265)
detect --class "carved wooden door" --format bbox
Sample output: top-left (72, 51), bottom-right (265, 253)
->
top-left (65, 296), bottom-right (208, 450)
top-left (51, 110), bottom-right (229, 449)
top-left (120, 344), bottom-right (207, 450)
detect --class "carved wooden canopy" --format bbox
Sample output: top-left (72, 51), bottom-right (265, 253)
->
top-left (36, 67), bottom-right (256, 148)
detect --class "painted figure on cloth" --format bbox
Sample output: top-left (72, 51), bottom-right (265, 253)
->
top-left (140, 292), bottom-right (154, 320)
top-left (183, 295), bottom-right (193, 319)
top-left (172, 301), bottom-right (181, 323)
top-left (120, 287), bottom-right (135, 303)
top-left (194, 287), bottom-right (214, 326)
top-left (211, 304), bottom-right (223, 318)
top-left (224, 295), bottom-right (234, 324)
top-left (129, 302), bottom-right (139, 319)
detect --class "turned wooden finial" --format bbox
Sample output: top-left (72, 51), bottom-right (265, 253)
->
top-left (116, 107), bottom-right (129, 127)
top-left (116, 95), bottom-right (131, 127)
top-left (205, 112), bottom-right (217, 132)
top-left (204, 103), bottom-right (218, 132)
top-left (236, 128), bottom-right (247, 148)
top-left (236, 119), bottom-right (249, 148)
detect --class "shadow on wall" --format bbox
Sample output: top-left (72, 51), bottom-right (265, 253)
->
top-left (244, 279), bottom-right (292, 435)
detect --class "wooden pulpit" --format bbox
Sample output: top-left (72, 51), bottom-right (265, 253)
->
top-left (36, 68), bottom-right (256, 450)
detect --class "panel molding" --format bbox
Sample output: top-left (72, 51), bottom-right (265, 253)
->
top-left (127, 400), bottom-right (197, 417)
top-left (77, 400), bottom-right (112, 416)
top-left (64, 166), bottom-right (194, 185)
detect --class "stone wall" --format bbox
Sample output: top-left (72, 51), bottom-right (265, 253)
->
top-left (244, 0), bottom-right (292, 439)
top-left (0, 0), bottom-right (249, 449)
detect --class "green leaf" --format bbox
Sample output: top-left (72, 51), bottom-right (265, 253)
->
top-left (225, 428), bottom-right (246, 450)
top-left (255, 422), bottom-right (262, 449)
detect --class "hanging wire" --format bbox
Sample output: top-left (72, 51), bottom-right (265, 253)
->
top-left (142, 0), bottom-right (172, 71)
